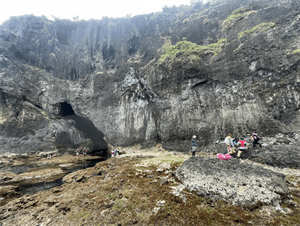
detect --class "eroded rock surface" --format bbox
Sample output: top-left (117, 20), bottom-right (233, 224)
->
top-left (1, 0), bottom-right (300, 154)
top-left (241, 145), bottom-right (300, 169)
top-left (175, 157), bottom-right (289, 206)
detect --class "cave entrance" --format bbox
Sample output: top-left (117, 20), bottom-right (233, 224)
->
top-left (60, 102), bottom-right (75, 116)
top-left (53, 102), bottom-right (75, 117)
top-left (54, 102), bottom-right (108, 153)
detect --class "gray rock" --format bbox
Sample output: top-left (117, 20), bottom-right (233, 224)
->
top-left (175, 157), bottom-right (288, 206)
top-left (242, 145), bottom-right (300, 169)
top-left (276, 137), bottom-right (291, 144)
top-left (1, 0), bottom-right (300, 154)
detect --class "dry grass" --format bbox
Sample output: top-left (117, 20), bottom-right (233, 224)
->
top-left (1, 145), bottom-right (300, 225)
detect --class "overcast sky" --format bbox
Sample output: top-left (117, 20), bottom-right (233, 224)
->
top-left (0, 0), bottom-right (199, 25)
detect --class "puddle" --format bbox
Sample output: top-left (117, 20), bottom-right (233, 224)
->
top-left (0, 155), bottom-right (104, 206)
top-left (0, 165), bottom-right (33, 175)
top-left (16, 178), bottom-right (64, 197)
top-left (0, 155), bottom-right (50, 174)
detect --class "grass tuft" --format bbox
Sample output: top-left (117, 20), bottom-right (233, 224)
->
top-left (238, 22), bottom-right (275, 37)
top-left (112, 200), bottom-right (125, 211)
top-left (222, 8), bottom-right (256, 29)
top-left (107, 193), bottom-right (118, 200)
top-left (292, 49), bottom-right (300, 55)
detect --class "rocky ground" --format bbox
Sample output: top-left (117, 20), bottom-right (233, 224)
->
top-left (0, 144), bottom-right (299, 226)
top-left (0, 153), bottom-right (104, 207)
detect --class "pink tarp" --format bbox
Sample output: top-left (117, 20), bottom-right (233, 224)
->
top-left (217, 153), bottom-right (231, 160)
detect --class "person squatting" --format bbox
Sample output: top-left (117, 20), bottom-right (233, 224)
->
top-left (223, 132), bottom-right (262, 158)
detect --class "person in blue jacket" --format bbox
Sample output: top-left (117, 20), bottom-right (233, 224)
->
top-left (191, 135), bottom-right (197, 157)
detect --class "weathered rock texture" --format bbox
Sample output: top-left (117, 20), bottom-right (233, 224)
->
top-left (1, 0), bottom-right (300, 153)
top-left (241, 145), bottom-right (300, 169)
top-left (175, 157), bottom-right (288, 206)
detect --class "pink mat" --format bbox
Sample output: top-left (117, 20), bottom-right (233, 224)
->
top-left (217, 153), bottom-right (231, 160)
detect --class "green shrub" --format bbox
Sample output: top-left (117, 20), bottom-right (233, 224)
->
top-left (158, 39), bottom-right (227, 64)
top-left (107, 193), bottom-right (118, 200)
top-left (238, 22), bottom-right (275, 37)
top-left (222, 8), bottom-right (256, 29)
top-left (112, 200), bottom-right (124, 211)
top-left (292, 49), bottom-right (300, 54)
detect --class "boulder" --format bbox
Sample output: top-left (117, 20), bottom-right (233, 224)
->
top-left (242, 145), bottom-right (300, 169)
top-left (276, 137), bottom-right (291, 144)
top-left (175, 157), bottom-right (288, 206)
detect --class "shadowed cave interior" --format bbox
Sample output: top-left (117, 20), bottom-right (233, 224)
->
top-left (57, 102), bottom-right (108, 153)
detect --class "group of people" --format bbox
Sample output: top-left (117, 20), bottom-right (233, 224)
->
top-left (190, 133), bottom-right (262, 159)
top-left (76, 147), bottom-right (89, 156)
top-left (111, 150), bottom-right (120, 157)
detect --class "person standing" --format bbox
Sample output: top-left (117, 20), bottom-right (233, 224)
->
top-left (51, 130), bottom-right (56, 139)
top-left (83, 147), bottom-right (87, 156)
top-left (236, 137), bottom-right (247, 159)
top-left (191, 135), bottom-right (197, 157)
top-left (252, 133), bottom-right (262, 147)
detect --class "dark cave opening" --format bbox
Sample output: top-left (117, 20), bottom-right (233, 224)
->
top-left (55, 102), bottom-right (108, 153)
top-left (60, 102), bottom-right (75, 116)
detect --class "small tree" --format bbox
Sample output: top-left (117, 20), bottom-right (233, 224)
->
top-left (190, 0), bottom-right (204, 8)
top-left (125, 13), bottom-right (132, 20)
top-left (72, 16), bottom-right (79, 21)
top-left (163, 5), bottom-right (177, 14)
top-left (51, 15), bottom-right (60, 21)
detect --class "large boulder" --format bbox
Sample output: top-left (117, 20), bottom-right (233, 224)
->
top-left (241, 145), bottom-right (300, 169)
top-left (175, 157), bottom-right (288, 206)
top-left (276, 137), bottom-right (291, 144)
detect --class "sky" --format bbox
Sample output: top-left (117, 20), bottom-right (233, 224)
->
top-left (0, 0), bottom-right (196, 25)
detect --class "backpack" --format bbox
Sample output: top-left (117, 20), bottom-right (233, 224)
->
top-left (233, 138), bottom-right (239, 143)
top-left (252, 133), bottom-right (262, 141)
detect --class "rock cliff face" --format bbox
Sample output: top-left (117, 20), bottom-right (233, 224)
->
top-left (1, 0), bottom-right (300, 154)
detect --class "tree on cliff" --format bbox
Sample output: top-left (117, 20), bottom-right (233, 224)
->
top-left (190, 0), bottom-right (204, 7)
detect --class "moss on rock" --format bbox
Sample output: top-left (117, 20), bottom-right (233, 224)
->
top-left (158, 39), bottom-right (227, 64)
top-left (238, 22), bottom-right (276, 37)
top-left (292, 49), bottom-right (300, 55)
top-left (222, 8), bottom-right (256, 29)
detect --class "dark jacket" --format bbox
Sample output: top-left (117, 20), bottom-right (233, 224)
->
top-left (252, 135), bottom-right (261, 140)
top-left (191, 138), bottom-right (197, 147)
